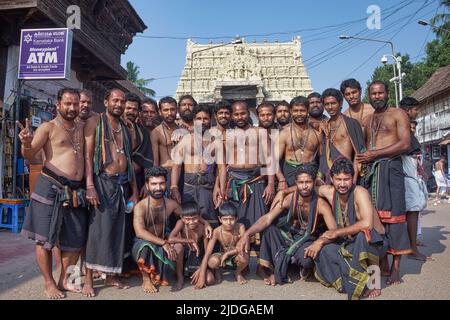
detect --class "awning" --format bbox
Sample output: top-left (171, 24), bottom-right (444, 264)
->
top-left (440, 139), bottom-right (450, 145)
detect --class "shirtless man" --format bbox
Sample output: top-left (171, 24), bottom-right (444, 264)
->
top-left (434, 155), bottom-right (448, 204)
top-left (132, 167), bottom-right (212, 293)
top-left (307, 92), bottom-right (328, 132)
top-left (171, 104), bottom-right (225, 225)
top-left (237, 164), bottom-right (336, 286)
top-left (140, 97), bottom-right (159, 135)
top-left (151, 96), bottom-right (181, 192)
top-left (176, 95), bottom-right (197, 132)
top-left (210, 100), bottom-right (232, 207)
top-left (275, 100), bottom-right (291, 128)
top-left (257, 102), bottom-right (278, 130)
top-left (224, 101), bottom-right (275, 226)
top-left (83, 88), bottom-right (139, 297)
top-left (19, 88), bottom-right (88, 299)
top-left (358, 81), bottom-right (412, 286)
top-left (314, 158), bottom-right (388, 299)
top-left (341, 78), bottom-right (374, 128)
top-left (76, 89), bottom-right (98, 125)
top-left (319, 88), bottom-right (365, 184)
top-left (277, 96), bottom-right (322, 188)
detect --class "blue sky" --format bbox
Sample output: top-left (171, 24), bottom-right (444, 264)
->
top-left (123, 0), bottom-right (442, 100)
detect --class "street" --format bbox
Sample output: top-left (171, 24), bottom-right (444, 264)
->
top-left (1, 199), bottom-right (449, 300)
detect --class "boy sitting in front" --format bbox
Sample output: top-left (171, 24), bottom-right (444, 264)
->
top-left (191, 202), bottom-right (249, 289)
top-left (169, 202), bottom-right (214, 291)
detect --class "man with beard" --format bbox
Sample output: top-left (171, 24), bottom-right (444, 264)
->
top-left (171, 104), bottom-right (225, 226)
top-left (223, 101), bottom-right (275, 257)
top-left (313, 158), bottom-right (388, 300)
top-left (307, 92), bottom-right (328, 132)
top-left (358, 81), bottom-right (412, 286)
top-left (19, 88), bottom-right (88, 299)
top-left (82, 88), bottom-right (139, 297)
top-left (176, 95), bottom-right (197, 132)
top-left (399, 97), bottom-right (431, 261)
top-left (76, 89), bottom-right (98, 125)
top-left (151, 97), bottom-right (181, 194)
top-left (237, 164), bottom-right (336, 286)
top-left (276, 96), bottom-right (322, 188)
top-left (257, 102), bottom-right (278, 130)
top-left (319, 88), bottom-right (365, 184)
top-left (275, 101), bottom-right (291, 128)
top-left (341, 78), bottom-right (374, 129)
top-left (124, 93), bottom-right (153, 194)
top-left (210, 100), bottom-right (232, 208)
top-left (132, 166), bottom-right (212, 293)
top-left (140, 98), bottom-right (160, 134)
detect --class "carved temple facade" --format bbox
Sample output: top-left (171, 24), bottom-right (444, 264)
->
top-left (176, 36), bottom-right (313, 107)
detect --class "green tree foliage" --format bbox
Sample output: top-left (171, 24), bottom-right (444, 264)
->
top-left (126, 61), bottom-right (156, 97)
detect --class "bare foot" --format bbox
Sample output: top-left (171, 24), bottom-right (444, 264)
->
top-left (256, 265), bottom-right (270, 285)
top-left (408, 252), bottom-right (434, 261)
top-left (45, 281), bottom-right (65, 299)
top-left (105, 276), bottom-right (130, 289)
top-left (363, 288), bottom-right (381, 299)
top-left (172, 277), bottom-right (184, 292)
top-left (235, 273), bottom-right (248, 285)
top-left (58, 279), bottom-right (82, 294)
top-left (142, 277), bottom-right (158, 293)
top-left (81, 283), bottom-right (96, 298)
top-left (267, 273), bottom-right (276, 286)
top-left (386, 271), bottom-right (402, 286)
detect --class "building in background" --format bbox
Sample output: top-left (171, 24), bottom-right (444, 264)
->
top-left (0, 0), bottom-right (147, 198)
top-left (413, 64), bottom-right (450, 173)
top-left (176, 36), bottom-right (313, 121)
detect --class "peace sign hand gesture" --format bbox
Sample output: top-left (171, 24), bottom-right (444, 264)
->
top-left (17, 119), bottom-right (34, 145)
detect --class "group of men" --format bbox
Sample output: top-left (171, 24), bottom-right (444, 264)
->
top-left (18, 77), bottom-right (430, 300)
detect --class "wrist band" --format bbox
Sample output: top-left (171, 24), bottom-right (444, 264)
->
top-left (170, 185), bottom-right (179, 190)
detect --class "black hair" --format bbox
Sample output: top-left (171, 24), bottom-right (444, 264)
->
top-left (256, 101), bottom-right (275, 115)
top-left (79, 89), bottom-right (92, 98)
top-left (178, 94), bottom-right (197, 107)
top-left (142, 97), bottom-right (159, 112)
top-left (410, 120), bottom-right (418, 126)
top-left (295, 163), bottom-right (318, 180)
top-left (321, 88), bottom-right (343, 104)
top-left (104, 88), bottom-right (124, 101)
top-left (57, 88), bottom-right (80, 102)
top-left (368, 80), bottom-right (389, 95)
top-left (340, 78), bottom-right (362, 94)
top-left (218, 202), bottom-right (237, 218)
top-left (330, 158), bottom-right (354, 177)
top-left (145, 166), bottom-right (168, 180)
top-left (214, 100), bottom-right (232, 114)
top-left (231, 100), bottom-right (248, 111)
top-left (307, 92), bottom-right (321, 100)
top-left (275, 100), bottom-right (290, 110)
top-left (290, 96), bottom-right (309, 109)
top-left (181, 201), bottom-right (200, 217)
top-left (125, 92), bottom-right (142, 110)
top-left (193, 104), bottom-right (212, 117)
top-left (399, 96), bottom-right (419, 110)
top-left (158, 96), bottom-right (177, 109)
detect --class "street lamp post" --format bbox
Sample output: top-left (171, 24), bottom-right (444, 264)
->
top-left (189, 37), bottom-right (243, 96)
top-left (339, 35), bottom-right (402, 107)
top-left (418, 20), bottom-right (450, 34)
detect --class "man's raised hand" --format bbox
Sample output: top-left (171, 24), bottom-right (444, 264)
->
top-left (17, 119), bottom-right (33, 145)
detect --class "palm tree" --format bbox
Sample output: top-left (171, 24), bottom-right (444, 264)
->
top-left (126, 61), bottom-right (156, 97)
top-left (430, 0), bottom-right (450, 39)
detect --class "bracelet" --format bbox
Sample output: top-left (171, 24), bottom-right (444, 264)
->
top-left (86, 185), bottom-right (95, 189)
top-left (278, 180), bottom-right (286, 183)
top-left (170, 185), bottom-right (179, 190)
top-left (22, 146), bottom-right (32, 150)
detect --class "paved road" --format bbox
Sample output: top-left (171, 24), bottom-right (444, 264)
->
top-left (1, 200), bottom-right (449, 300)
